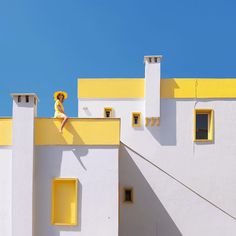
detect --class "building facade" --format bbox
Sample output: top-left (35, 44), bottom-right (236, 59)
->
top-left (0, 56), bottom-right (236, 235)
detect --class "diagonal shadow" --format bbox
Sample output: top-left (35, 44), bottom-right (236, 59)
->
top-left (119, 144), bottom-right (182, 236)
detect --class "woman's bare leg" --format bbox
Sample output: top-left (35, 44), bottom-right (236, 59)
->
top-left (60, 116), bottom-right (68, 132)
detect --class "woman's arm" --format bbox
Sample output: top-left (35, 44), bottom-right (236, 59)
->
top-left (57, 104), bottom-right (65, 114)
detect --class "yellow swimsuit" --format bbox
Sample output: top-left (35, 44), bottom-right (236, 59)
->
top-left (54, 100), bottom-right (65, 118)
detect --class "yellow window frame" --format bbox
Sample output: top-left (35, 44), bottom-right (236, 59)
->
top-left (194, 109), bottom-right (214, 142)
top-left (132, 112), bottom-right (141, 127)
top-left (51, 178), bottom-right (78, 226)
top-left (104, 107), bottom-right (112, 118)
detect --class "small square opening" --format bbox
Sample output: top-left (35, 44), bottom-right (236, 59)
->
top-left (132, 112), bottom-right (141, 127)
top-left (123, 188), bottom-right (133, 203)
top-left (17, 96), bottom-right (21, 103)
top-left (104, 108), bottom-right (112, 118)
top-left (26, 95), bottom-right (29, 103)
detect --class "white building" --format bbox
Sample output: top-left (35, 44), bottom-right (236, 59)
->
top-left (1, 56), bottom-right (236, 236)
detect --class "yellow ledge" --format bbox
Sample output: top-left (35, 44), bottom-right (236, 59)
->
top-left (35, 118), bottom-right (120, 146)
top-left (0, 118), bottom-right (12, 146)
top-left (78, 78), bottom-right (144, 98)
top-left (78, 78), bottom-right (236, 99)
top-left (0, 118), bottom-right (120, 146)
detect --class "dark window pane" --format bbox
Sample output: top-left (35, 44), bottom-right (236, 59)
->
top-left (196, 114), bottom-right (208, 139)
top-left (134, 116), bottom-right (139, 124)
top-left (105, 111), bottom-right (110, 117)
top-left (125, 189), bottom-right (132, 202)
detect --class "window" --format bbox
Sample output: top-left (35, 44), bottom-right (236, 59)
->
top-left (51, 178), bottom-right (78, 226)
top-left (26, 95), bottom-right (29, 103)
top-left (104, 107), bottom-right (112, 118)
top-left (123, 188), bottom-right (133, 203)
top-left (132, 112), bottom-right (141, 127)
top-left (194, 109), bottom-right (214, 142)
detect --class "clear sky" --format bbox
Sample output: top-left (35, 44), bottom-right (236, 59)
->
top-left (1, 0), bottom-right (236, 117)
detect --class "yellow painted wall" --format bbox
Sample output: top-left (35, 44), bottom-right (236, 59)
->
top-left (51, 178), bottom-right (78, 225)
top-left (78, 78), bottom-right (236, 99)
top-left (35, 118), bottom-right (120, 146)
top-left (0, 119), bottom-right (12, 146)
top-left (161, 78), bottom-right (236, 98)
top-left (78, 78), bottom-right (144, 98)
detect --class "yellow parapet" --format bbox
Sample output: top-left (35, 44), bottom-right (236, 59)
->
top-left (0, 118), bottom-right (12, 146)
top-left (161, 78), bottom-right (236, 98)
top-left (78, 78), bottom-right (236, 99)
top-left (35, 118), bottom-right (120, 146)
top-left (161, 79), bottom-right (197, 98)
top-left (78, 78), bottom-right (144, 99)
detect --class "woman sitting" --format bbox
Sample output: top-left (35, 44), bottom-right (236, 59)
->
top-left (54, 91), bottom-right (68, 132)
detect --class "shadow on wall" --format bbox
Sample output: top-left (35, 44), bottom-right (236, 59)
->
top-left (147, 99), bottom-right (177, 146)
top-left (34, 146), bottom-right (88, 236)
top-left (119, 145), bottom-right (182, 236)
top-left (65, 121), bottom-right (85, 145)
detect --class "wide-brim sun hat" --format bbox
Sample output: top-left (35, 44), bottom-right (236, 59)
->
top-left (54, 91), bottom-right (68, 101)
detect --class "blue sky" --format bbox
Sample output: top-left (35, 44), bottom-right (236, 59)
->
top-left (1, 0), bottom-right (236, 117)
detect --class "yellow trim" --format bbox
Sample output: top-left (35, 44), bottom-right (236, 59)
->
top-left (161, 78), bottom-right (236, 98)
top-left (132, 112), bottom-right (141, 127)
top-left (51, 178), bottom-right (78, 226)
top-left (78, 78), bottom-right (236, 99)
top-left (35, 118), bottom-right (120, 145)
top-left (104, 107), bottom-right (113, 118)
top-left (194, 109), bottom-right (214, 142)
top-left (0, 119), bottom-right (12, 146)
top-left (78, 78), bottom-right (144, 98)
top-left (123, 187), bottom-right (134, 204)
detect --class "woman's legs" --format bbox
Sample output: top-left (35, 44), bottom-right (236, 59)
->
top-left (60, 115), bottom-right (68, 132)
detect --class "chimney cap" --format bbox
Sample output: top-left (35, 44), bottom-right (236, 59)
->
top-left (10, 93), bottom-right (39, 101)
top-left (144, 55), bottom-right (163, 63)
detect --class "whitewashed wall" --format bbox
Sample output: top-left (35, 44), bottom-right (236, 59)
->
top-left (0, 148), bottom-right (12, 236)
top-left (79, 98), bottom-right (236, 235)
top-left (34, 146), bottom-right (119, 236)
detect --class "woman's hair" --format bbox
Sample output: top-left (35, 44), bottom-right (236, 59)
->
top-left (57, 93), bottom-right (64, 101)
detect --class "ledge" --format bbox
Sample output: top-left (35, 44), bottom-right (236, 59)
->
top-left (35, 118), bottom-right (120, 146)
top-left (0, 118), bottom-right (120, 146)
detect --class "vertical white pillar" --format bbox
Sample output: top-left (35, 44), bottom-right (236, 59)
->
top-left (144, 55), bottom-right (162, 126)
top-left (11, 94), bottom-right (38, 236)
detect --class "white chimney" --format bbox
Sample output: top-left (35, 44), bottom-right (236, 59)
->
top-left (11, 93), bottom-right (38, 236)
top-left (144, 55), bottom-right (162, 126)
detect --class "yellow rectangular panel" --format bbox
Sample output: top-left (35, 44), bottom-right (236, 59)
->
top-left (161, 79), bottom-right (197, 98)
top-left (78, 78), bottom-right (144, 98)
top-left (161, 78), bottom-right (236, 98)
top-left (197, 79), bottom-right (236, 98)
top-left (35, 118), bottom-right (120, 145)
top-left (0, 118), bottom-right (12, 146)
top-left (51, 178), bottom-right (78, 226)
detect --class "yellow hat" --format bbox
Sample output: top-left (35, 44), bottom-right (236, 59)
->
top-left (54, 91), bottom-right (68, 101)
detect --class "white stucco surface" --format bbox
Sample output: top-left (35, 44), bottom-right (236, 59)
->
top-left (34, 146), bottom-right (119, 236)
top-left (79, 98), bottom-right (236, 235)
top-left (12, 95), bottom-right (36, 236)
top-left (144, 57), bottom-right (161, 118)
top-left (0, 148), bottom-right (12, 236)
